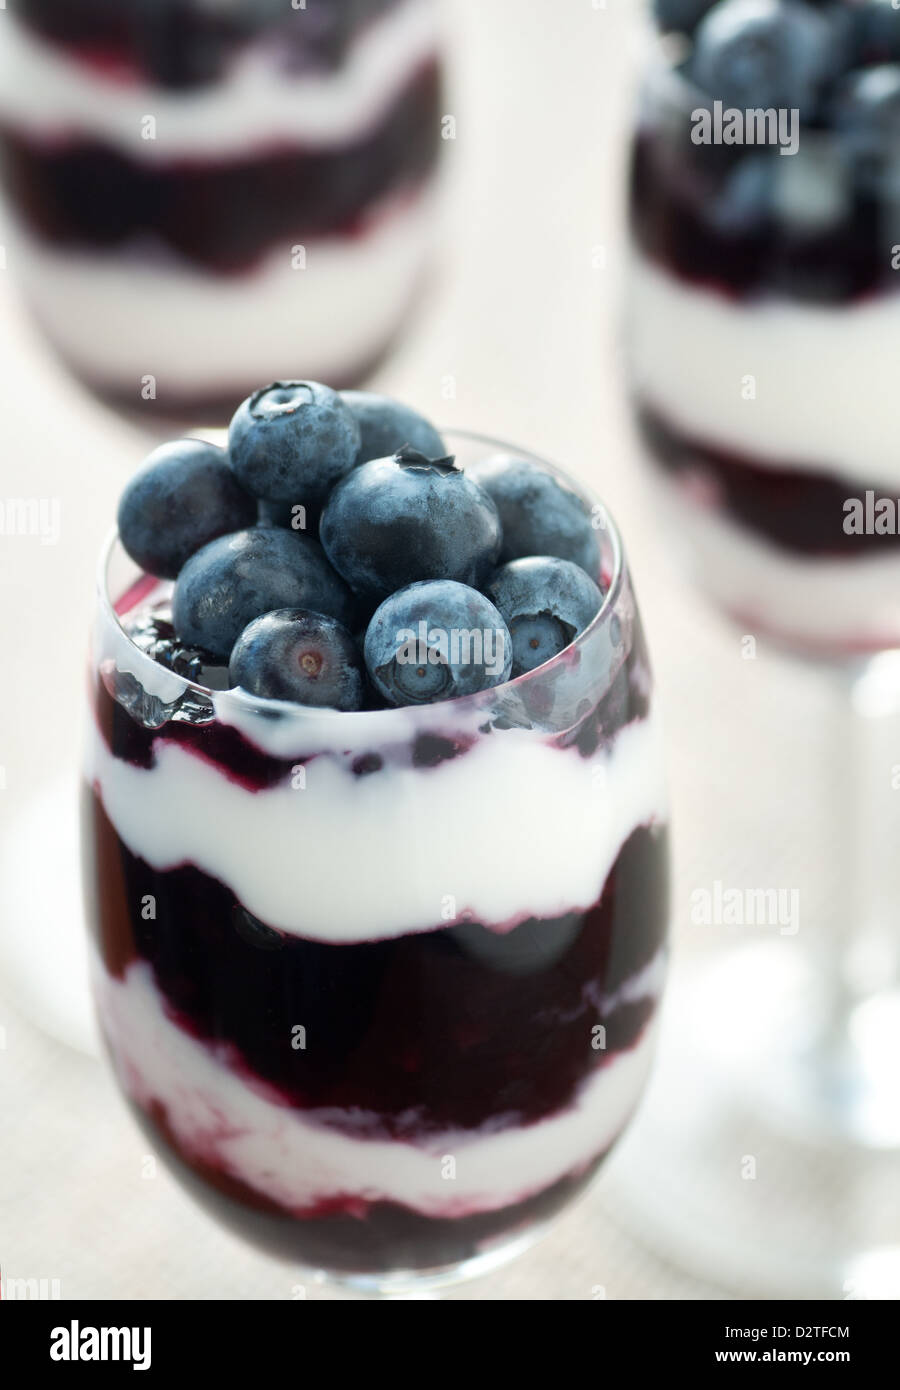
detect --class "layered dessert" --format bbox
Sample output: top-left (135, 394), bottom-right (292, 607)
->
top-left (629, 0), bottom-right (900, 653)
top-left (0, 2), bottom-right (442, 417)
top-left (81, 382), bottom-right (669, 1279)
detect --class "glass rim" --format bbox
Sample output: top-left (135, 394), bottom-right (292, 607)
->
top-left (95, 428), bottom-right (627, 725)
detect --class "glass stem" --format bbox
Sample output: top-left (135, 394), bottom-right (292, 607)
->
top-left (842, 656), bottom-right (900, 1001)
top-left (816, 654), bottom-right (900, 1142)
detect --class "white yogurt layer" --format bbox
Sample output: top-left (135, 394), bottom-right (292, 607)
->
top-left (628, 253), bottom-right (900, 490)
top-left (8, 188), bottom-right (435, 395)
top-left (657, 469), bottom-right (900, 653)
top-left (95, 957), bottom-right (660, 1217)
top-left (0, 0), bottom-right (439, 159)
top-left (87, 695), bottom-right (667, 944)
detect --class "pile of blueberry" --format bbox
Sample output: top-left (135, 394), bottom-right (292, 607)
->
top-left (656, 0), bottom-right (900, 137)
top-left (117, 382), bottom-right (604, 713)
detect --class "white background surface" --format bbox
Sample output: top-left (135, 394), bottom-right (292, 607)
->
top-left (0, 0), bottom-right (851, 1299)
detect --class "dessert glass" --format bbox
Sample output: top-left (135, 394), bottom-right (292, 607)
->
top-left (628, 52), bottom-right (900, 657)
top-left (622, 41), bottom-right (900, 1296)
top-left (80, 433), bottom-right (669, 1292)
top-left (0, 0), bottom-right (444, 421)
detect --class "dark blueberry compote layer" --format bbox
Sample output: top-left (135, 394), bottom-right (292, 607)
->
top-left (0, 62), bottom-right (441, 273)
top-left (10, 0), bottom-right (403, 89)
top-left (636, 403), bottom-right (900, 559)
top-left (630, 130), bottom-right (898, 305)
top-left (93, 628), bottom-right (652, 788)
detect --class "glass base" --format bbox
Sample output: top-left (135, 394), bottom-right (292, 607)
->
top-left (606, 944), bottom-right (900, 1299)
top-left (308, 1222), bottom-right (553, 1298)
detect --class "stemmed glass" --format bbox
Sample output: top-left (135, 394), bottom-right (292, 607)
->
top-left (80, 433), bottom-right (669, 1291)
top-left (621, 38), bottom-right (900, 1296)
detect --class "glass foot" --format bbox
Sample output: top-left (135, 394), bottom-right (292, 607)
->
top-left (606, 944), bottom-right (900, 1299)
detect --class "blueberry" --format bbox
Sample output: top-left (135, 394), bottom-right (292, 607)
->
top-left (230, 609), bottom-right (365, 710)
top-left (487, 557), bottom-right (604, 677)
top-left (851, 3), bottom-right (900, 67)
top-left (278, 0), bottom-right (361, 71)
top-left (117, 439), bottom-right (255, 579)
top-left (832, 64), bottom-right (900, 181)
top-left (135, 5), bottom-right (231, 90)
top-left (341, 390), bottom-right (446, 465)
top-left (468, 455), bottom-right (601, 579)
top-left (228, 381), bottom-right (360, 506)
top-left (364, 580), bottom-right (512, 706)
top-left (709, 153), bottom-right (774, 232)
top-left (130, 610), bottom-right (231, 690)
top-left (173, 527), bottom-right (356, 662)
top-left (692, 0), bottom-right (842, 120)
top-left (320, 448), bottom-right (502, 604)
top-left (653, 1), bottom-right (716, 35)
top-left (772, 140), bottom-right (849, 235)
